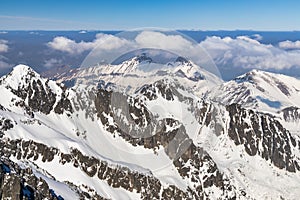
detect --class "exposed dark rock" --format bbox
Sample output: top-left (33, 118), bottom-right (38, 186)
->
top-left (226, 103), bottom-right (299, 172)
top-left (175, 56), bottom-right (189, 64)
top-left (27, 80), bottom-right (56, 114)
top-left (7, 72), bottom-right (73, 115)
top-left (94, 87), bottom-right (239, 199)
top-left (281, 106), bottom-right (300, 122)
top-left (0, 117), bottom-right (14, 138)
top-left (54, 93), bottom-right (73, 114)
top-left (0, 138), bottom-right (188, 200)
top-left (275, 81), bottom-right (290, 96)
top-left (135, 53), bottom-right (152, 63)
top-left (0, 158), bottom-right (53, 200)
top-left (2, 65), bottom-right (300, 199)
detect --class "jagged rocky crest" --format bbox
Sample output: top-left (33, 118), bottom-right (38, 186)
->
top-left (0, 63), bottom-right (300, 199)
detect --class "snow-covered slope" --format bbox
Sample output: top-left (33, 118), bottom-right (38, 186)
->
top-left (56, 55), bottom-right (223, 97)
top-left (212, 69), bottom-right (300, 135)
top-left (1, 62), bottom-right (300, 199)
top-left (212, 69), bottom-right (300, 112)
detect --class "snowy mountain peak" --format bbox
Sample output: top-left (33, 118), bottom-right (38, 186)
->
top-left (9, 64), bottom-right (39, 79)
top-left (1, 64), bottom-right (300, 199)
top-left (112, 54), bottom-right (154, 74)
top-left (0, 64), bottom-right (72, 115)
top-left (212, 69), bottom-right (300, 132)
top-left (232, 69), bottom-right (298, 96)
top-left (234, 69), bottom-right (296, 85)
top-left (12, 64), bottom-right (34, 72)
top-left (55, 55), bottom-right (222, 97)
top-left (134, 53), bottom-right (153, 63)
top-left (0, 64), bottom-right (40, 90)
top-left (175, 56), bottom-right (190, 64)
top-left (234, 69), bottom-right (265, 84)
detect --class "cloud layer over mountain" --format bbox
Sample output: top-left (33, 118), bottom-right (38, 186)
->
top-left (47, 33), bottom-right (300, 75)
top-left (200, 36), bottom-right (300, 70)
top-left (48, 31), bottom-right (220, 77)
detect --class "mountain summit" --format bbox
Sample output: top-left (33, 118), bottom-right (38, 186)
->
top-left (55, 55), bottom-right (222, 96)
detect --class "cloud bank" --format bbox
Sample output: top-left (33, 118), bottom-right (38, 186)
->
top-left (47, 36), bottom-right (93, 54)
top-left (47, 32), bottom-right (300, 75)
top-left (47, 34), bottom-right (131, 55)
top-left (48, 31), bottom-right (220, 76)
top-left (44, 58), bottom-right (63, 68)
top-left (47, 31), bottom-right (207, 58)
top-left (279, 40), bottom-right (300, 50)
top-left (200, 36), bottom-right (300, 70)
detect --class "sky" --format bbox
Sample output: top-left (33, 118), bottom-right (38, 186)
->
top-left (0, 0), bottom-right (300, 30)
top-left (1, 0), bottom-right (300, 81)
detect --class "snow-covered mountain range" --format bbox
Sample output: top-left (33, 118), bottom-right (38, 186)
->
top-left (212, 69), bottom-right (300, 135)
top-left (1, 56), bottom-right (300, 199)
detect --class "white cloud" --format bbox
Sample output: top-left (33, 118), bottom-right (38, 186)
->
top-left (279, 40), bottom-right (300, 50)
top-left (78, 31), bottom-right (220, 76)
top-left (236, 36), bottom-right (261, 45)
top-left (252, 34), bottom-right (263, 41)
top-left (0, 31), bottom-right (8, 34)
top-left (29, 31), bottom-right (40, 35)
top-left (44, 58), bottom-right (62, 68)
top-left (49, 31), bottom-right (300, 74)
top-left (47, 33), bottom-right (131, 55)
top-left (133, 31), bottom-right (214, 67)
top-left (134, 31), bottom-right (213, 68)
top-left (94, 33), bottom-right (133, 50)
top-left (0, 40), bottom-right (8, 53)
top-left (135, 31), bottom-right (193, 51)
top-left (48, 31), bottom-right (198, 57)
top-left (200, 36), bottom-right (300, 70)
top-left (48, 31), bottom-right (196, 56)
top-left (47, 36), bottom-right (93, 54)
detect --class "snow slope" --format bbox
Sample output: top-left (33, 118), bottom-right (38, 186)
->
top-left (1, 62), bottom-right (300, 199)
top-left (56, 55), bottom-right (223, 97)
top-left (212, 69), bottom-right (300, 135)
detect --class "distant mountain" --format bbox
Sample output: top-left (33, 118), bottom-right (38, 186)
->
top-left (1, 59), bottom-right (300, 199)
top-left (212, 69), bottom-right (300, 135)
top-left (55, 55), bottom-right (221, 97)
top-left (41, 65), bottom-right (77, 79)
top-left (2, 30), bottom-right (300, 81)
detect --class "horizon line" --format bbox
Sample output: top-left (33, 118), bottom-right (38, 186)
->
top-left (1, 29), bottom-right (300, 32)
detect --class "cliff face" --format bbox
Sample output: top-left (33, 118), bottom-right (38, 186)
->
top-left (0, 158), bottom-right (55, 200)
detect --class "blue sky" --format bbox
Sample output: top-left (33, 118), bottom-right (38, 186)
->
top-left (0, 0), bottom-right (300, 30)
